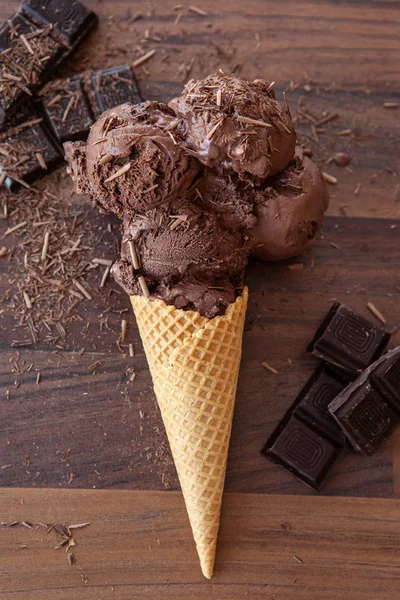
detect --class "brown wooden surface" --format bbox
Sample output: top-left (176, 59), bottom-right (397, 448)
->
top-left (2, 487), bottom-right (400, 599)
top-left (1, 0), bottom-right (400, 597)
top-left (1, 215), bottom-right (400, 496)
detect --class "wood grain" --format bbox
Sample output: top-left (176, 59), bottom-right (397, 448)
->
top-left (1, 216), bottom-right (399, 496)
top-left (1, 487), bottom-right (400, 599)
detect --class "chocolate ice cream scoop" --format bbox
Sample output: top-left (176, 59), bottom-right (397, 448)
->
top-left (65, 73), bottom-right (328, 318)
top-left (246, 145), bottom-right (329, 261)
top-left (194, 170), bottom-right (257, 231)
top-left (170, 73), bottom-right (296, 180)
top-left (112, 204), bottom-right (248, 318)
top-left (195, 144), bottom-right (328, 260)
top-left (64, 101), bottom-right (200, 218)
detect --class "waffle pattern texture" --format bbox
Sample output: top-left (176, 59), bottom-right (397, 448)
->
top-left (130, 287), bottom-right (248, 578)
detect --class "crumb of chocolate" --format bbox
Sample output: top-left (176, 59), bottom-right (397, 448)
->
top-left (128, 240), bottom-right (140, 270)
top-left (72, 279), bottom-right (92, 300)
top-left (366, 302), bottom-right (386, 325)
top-left (132, 49), bottom-right (156, 68)
top-left (121, 318), bottom-right (128, 342)
top-left (333, 152), bottom-right (351, 167)
top-left (237, 115), bottom-right (272, 128)
top-left (322, 172), bottom-right (337, 185)
top-left (189, 6), bottom-right (209, 16)
top-left (104, 162), bottom-right (131, 183)
top-left (261, 361), bottom-right (278, 375)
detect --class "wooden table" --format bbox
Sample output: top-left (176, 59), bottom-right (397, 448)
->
top-left (1, 1), bottom-right (400, 597)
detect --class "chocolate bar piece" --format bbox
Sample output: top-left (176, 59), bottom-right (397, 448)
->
top-left (0, 120), bottom-right (63, 191)
top-left (0, 3), bottom-right (97, 126)
top-left (262, 365), bottom-right (347, 489)
top-left (0, 13), bottom-right (64, 126)
top-left (0, 101), bottom-right (35, 133)
top-left (40, 76), bottom-right (93, 143)
top-left (21, 0), bottom-right (98, 47)
top-left (263, 413), bottom-right (343, 490)
top-left (370, 349), bottom-right (400, 405)
top-left (88, 65), bottom-right (142, 117)
top-left (0, 12), bottom-right (37, 52)
top-left (329, 347), bottom-right (400, 454)
top-left (294, 365), bottom-right (348, 444)
top-left (308, 302), bottom-right (390, 373)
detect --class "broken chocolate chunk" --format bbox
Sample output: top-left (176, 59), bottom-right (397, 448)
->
top-left (0, 101), bottom-right (36, 133)
top-left (21, 0), bottom-right (98, 47)
top-left (40, 76), bottom-right (93, 143)
top-left (294, 364), bottom-right (348, 444)
top-left (263, 413), bottom-right (343, 491)
top-left (0, 13), bottom-right (64, 125)
top-left (87, 64), bottom-right (142, 117)
top-left (370, 348), bottom-right (400, 406)
top-left (329, 346), bottom-right (400, 454)
top-left (262, 364), bottom-right (347, 489)
top-left (0, 12), bottom-right (37, 51)
top-left (308, 302), bottom-right (390, 373)
top-left (0, 120), bottom-right (63, 191)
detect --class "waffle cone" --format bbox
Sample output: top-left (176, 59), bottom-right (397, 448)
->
top-left (130, 288), bottom-right (248, 578)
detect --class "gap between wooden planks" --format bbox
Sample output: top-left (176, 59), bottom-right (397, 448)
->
top-left (1, 488), bottom-right (400, 599)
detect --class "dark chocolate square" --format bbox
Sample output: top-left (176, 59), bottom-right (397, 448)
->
top-left (329, 380), bottom-right (398, 454)
top-left (41, 76), bottom-right (93, 143)
top-left (308, 302), bottom-right (390, 373)
top-left (0, 121), bottom-right (63, 191)
top-left (21, 0), bottom-right (98, 47)
top-left (0, 14), bottom-right (63, 125)
top-left (294, 365), bottom-right (347, 444)
top-left (88, 65), bottom-right (143, 117)
top-left (371, 350), bottom-right (400, 409)
top-left (0, 24), bottom-right (10, 53)
top-left (263, 414), bottom-right (343, 490)
top-left (0, 102), bottom-right (35, 133)
top-left (0, 13), bottom-right (32, 52)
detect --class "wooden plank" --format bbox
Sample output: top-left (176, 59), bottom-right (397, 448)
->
top-left (0, 0), bottom-right (399, 218)
top-left (1, 488), bottom-right (400, 599)
top-left (1, 216), bottom-right (399, 497)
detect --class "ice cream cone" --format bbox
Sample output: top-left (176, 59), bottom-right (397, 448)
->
top-left (130, 287), bottom-right (248, 578)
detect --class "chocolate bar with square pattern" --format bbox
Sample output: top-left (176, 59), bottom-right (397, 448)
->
top-left (0, 102), bottom-right (35, 133)
top-left (293, 364), bottom-right (348, 445)
top-left (88, 65), bottom-right (143, 117)
top-left (21, 0), bottom-right (98, 47)
top-left (370, 347), bottom-right (400, 406)
top-left (329, 346), bottom-right (400, 453)
top-left (40, 76), bottom-right (93, 143)
top-left (308, 302), bottom-right (390, 373)
top-left (0, 121), bottom-right (63, 191)
top-left (0, 13), bottom-right (28, 52)
top-left (263, 413), bottom-right (343, 490)
top-left (262, 365), bottom-right (347, 489)
top-left (0, 13), bottom-right (64, 125)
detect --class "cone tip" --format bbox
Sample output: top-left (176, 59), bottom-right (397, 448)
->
top-left (200, 553), bottom-right (215, 579)
top-left (201, 563), bottom-right (214, 579)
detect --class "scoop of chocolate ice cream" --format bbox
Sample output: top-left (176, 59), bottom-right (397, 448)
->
top-left (112, 204), bottom-right (248, 318)
top-left (194, 145), bottom-right (328, 261)
top-left (64, 73), bottom-right (329, 319)
top-left (64, 101), bottom-right (200, 218)
top-left (194, 170), bottom-right (256, 231)
top-left (246, 145), bottom-right (329, 261)
top-left (170, 73), bottom-right (296, 180)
